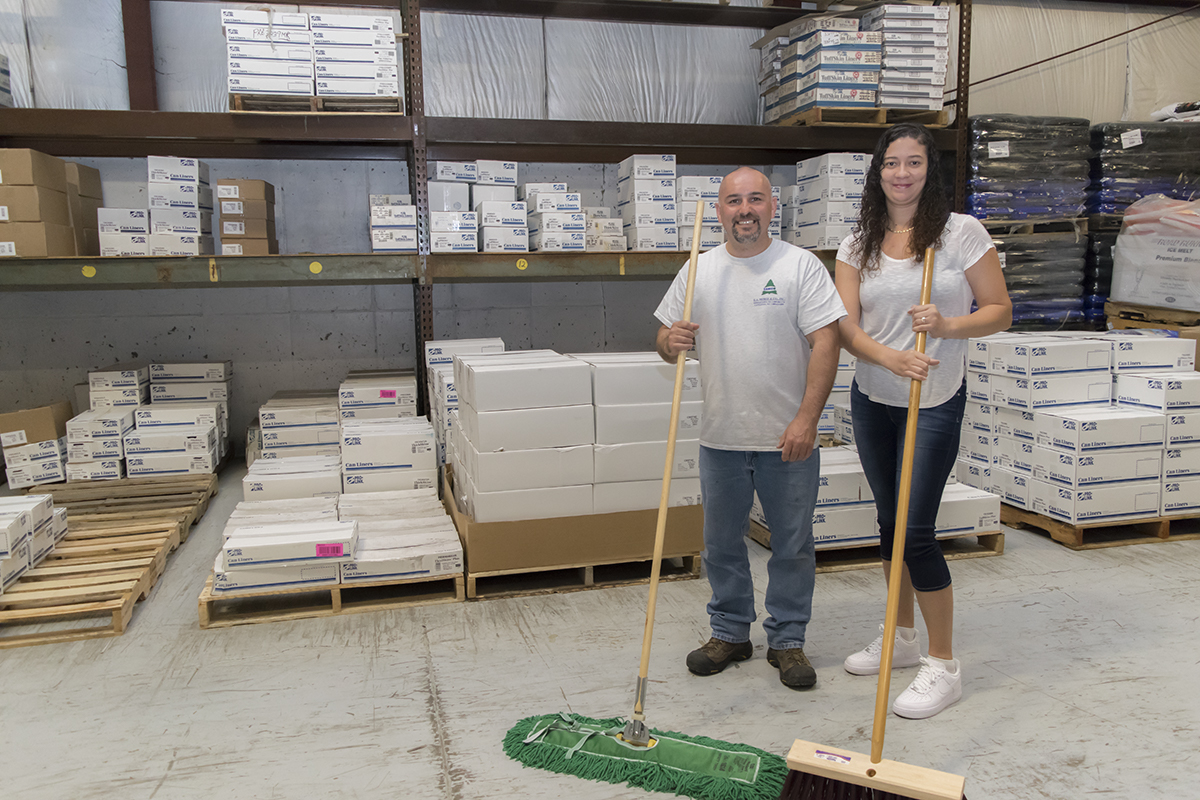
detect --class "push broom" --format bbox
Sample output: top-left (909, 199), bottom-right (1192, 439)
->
top-left (777, 248), bottom-right (968, 800)
top-left (504, 203), bottom-right (789, 800)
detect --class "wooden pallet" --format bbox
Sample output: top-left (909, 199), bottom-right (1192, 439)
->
top-left (1104, 301), bottom-right (1200, 330)
top-left (981, 217), bottom-right (1089, 237)
top-left (29, 474), bottom-right (219, 542)
top-left (1000, 504), bottom-right (1200, 550)
top-left (197, 571), bottom-right (465, 629)
top-left (1088, 213), bottom-right (1124, 233)
top-left (0, 521), bottom-right (180, 649)
top-left (466, 554), bottom-right (701, 601)
top-left (230, 93), bottom-right (403, 114)
top-left (748, 521), bottom-right (1004, 573)
top-left (774, 106), bottom-right (949, 129)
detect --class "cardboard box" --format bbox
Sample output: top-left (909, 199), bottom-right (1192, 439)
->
top-left (4, 437), bottom-right (65, 468)
top-left (314, 61), bottom-right (397, 80)
top-left (89, 385), bottom-right (148, 409)
top-left (0, 185), bottom-right (70, 225)
top-left (678, 176), bottom-right (723, 201)
top-left (257, 444), bottom-right (341, 460)
top-left (149, 232), bottom-right (214, 256)
top-left (0, 494), bottom-right (53, 532)
top-left (368, 205), bottom-right (417, 229)
top-left (456, 355), bottom-right (592, 412)
top-left (65, 459), bottom-right (124, 481)
top-left (593, 440), bottom-right (700, 484)
top-left (224, 24), bottom-right (313, 44)
top-left (1034, 407), bottom-right (1166, 453)
top-left (1032, 444), bottom-right (1162, 487)
top-left (1102, 333), bottom-right (1197, 373)
top-left (214, 180), bottom-right (276, 203)
top-left (342, 468), bottom-right (437, 493)
top-left (431, 231), bottom-right (477, 252)
top-left (1164, 445), bottom-right (1200, 479)
top-left (593, 477), bottom-right (702, 514)
top-left (149, 361), bottom-right (231, 382)
top-left (985, 337), bottom-right (1110, 377)
top-left (475, 202), bottom-right (526, 227)
top-left (126, 447), bottom-right (217, 476)
top-left (480, 226), bottom-right (528, 252)
top-left (990, 373), bottom-right (1112, 411)
top-left (1167, 411), bottom-right (1200, 446)
top-left (343, 531), bottom-right (462, 582)
top-left (472, 184), bottom-right (517, 207)
top-left (796, 153), bottom-right (870, 181)
top-left (341, 426), bottom-right (436, 471)
top-left (679, 202), bottom-right (720, 226)
top-left (137, 402), bottom-right (222, 429)
top-left (98, 232), bottom-right (148, 257)
top-left (0, 149), bottom-right (67, 192)
top-left (1161, 476), bottom-right (1200, 516)
top-left (620, 201), bottom-right (678, 227)
top-left (308, 12), bottom-right (393, 31)
top-left (459, 471), bottom-right (593, 523)
top-left (227, 56), bottom-right (314, 76)
top-left (316, 77), bottom-right (400, 97)
top-left (934, 484), bottom-right (1000, 536)
top-left (370, 228), bottom-right (418, 252)
top-left (220, 8), bottom-right (308, 27)
top-left (962, 401), bottom-right (996, 436)
top-left (987, 465), bottom-right (1028, 507)
top-left (149, 381), bottom-right (229, 403)
top-left (221, 238), bottom-right (277, 256)
top-left (530, 231), bottom-right (585, 251)
top-left (594, 401), bottom-right (702, 445)
top-left (475, 160), bottom-right (517, 186)
top-left (66, 407), bottom-right (135, 442)
top-left (226, 42), bottom-right (314, 62)
top-left (89, 362), bottom-right (148, 389)
top-left (147, 156), bottom-right (209, 186)
top-left (584, 206), bottom-right (612, 219)
top-left (428, 181), bottom-right (470, 212)
top-left (218, 198), bottom-right (273, 219)
top-left (262, 424), bottom-right (341, 449)
top-left (570, 353), bottom-right (701, 405)
top-left (992, 406), bottom-right (1037, 442)
top-left (955, 459), bottom-right (992, 492)
top-left (150, 208), bottom-right (212, 235)
top-left (587, 218), bottom-right (624, 236)
top-left (617, 154), bottom-right (676, 182)
top-left (957, 431), bottom-right (994, 467)
top-left (0, 221), bottom-right (76, 257)
top-left (527, 212), bottom-right (586, 233)
top-left (1115, 373), bottom-right (1200, 412)
top-left (432, 161), bottom-right (477, 182)
top-left (1030, 478), bottom-right (1160, 525)
top-left (67, 436), bottom-right (123, 462)
top-left (212, 560), bottom-right (341, 594)
top-left (0, 402), bottom-right (73, 450)
top-left (518, 182), bottom-right (568, 199)
top-left (587, 234), bottom-right (628, 252)
top-left (222, 523), bottom-right (357, 570)
top-left (98, 208), bottom-right (149, 234)
top-left (462, 438), bottom-right (594, 491)
top-left (259, 403), bottom-right (337, 429)
top-left (0, 512), bottom-right (31, 558)
top-left (124, 425), bottom-right (218, 455)
top-left (430, 211), bottom-right (476, 232)
top-left (809, 504), bottom-right (878, 548)
top-left (626, 226), bottom-right (679, 251)
top-left (0, 541), bottom-right (32, 590)
top-left (149, 183), bottom-right (214, 210)
top-left (243, 470), bottom-right (342, 501)
top-left (993, 434), bottom-right (1034, 473)
top-left (6, 458), bottom-right (66, 490)
top-left (220, 217), bottom-right (276, 239)
top-left (458, 403), bottom-right (593, 452)
top-left (528, 192), bottom-right (583, 213)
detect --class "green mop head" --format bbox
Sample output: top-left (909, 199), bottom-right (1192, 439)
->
top-left (504, 712), bottom-right (788, 800)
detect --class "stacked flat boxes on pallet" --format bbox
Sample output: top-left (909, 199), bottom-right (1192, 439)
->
top-left (128, 361), bottom-right (231, 476)
top-left (224, 8), bottom-right (314, 97)
top-left (0, 494), bottom-right (68, 594)
top-left (1, 402), bottom-right (73, 489)
top-left (861, 4), bottom-right (950, 112)
top-left (619, 155), bottom-right (678, 251)
top-left (955, 330), bottom-right (1198, 523)
top-left (429, 160), bottom-right (527, 252)
top-left (311, 13), bottom-right (401, 101)
top-left (147, 157), bottom-right (214, 255)
top-left (217, 179), bottom-right (277, 255)
top-left (369, 193), bottom-right (417, 253)
top-left (765, 17), bottom-right (880, 124)
top-left (340, 370), bottom-right (435, 493)
top-left (782, 153), bottom-right (866, 250)
top-left (257, 391), bottom-right (341, 463)
top-left (424, 338), bottom-right (506, 466)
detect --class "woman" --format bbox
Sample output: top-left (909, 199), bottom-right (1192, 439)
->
top-left (834, 123), bottom-right (1011, 719)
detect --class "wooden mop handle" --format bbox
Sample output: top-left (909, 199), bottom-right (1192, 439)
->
top-left (632, 203), bottom-right (706, 720)
top-left (870, 247), bottom-right (936, 762)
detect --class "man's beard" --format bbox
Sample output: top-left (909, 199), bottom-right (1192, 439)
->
top-left (731, 216), bottom-right (761, 245)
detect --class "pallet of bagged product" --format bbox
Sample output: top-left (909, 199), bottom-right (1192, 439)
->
top-left (465, 554), bottom-right (701, 601)
top-left (0, 520), bottom-right (181, 649)
top-left (28, 474), bottom-right (219, 542)
top-left (979, 217), bottom-right (1088, 236)
top-left (747, 520), bottom-right (1004, 573)
top-left (773, 106), bottom-right (949, 129)
top-left (229, 93), bottom-right (402, 114)
top-left (196, 571), bottom-right (465, 629)
top-left (1104, 301), bottom-right (1200, 331)
top-left (999, 504), bottom-right (1200, 550)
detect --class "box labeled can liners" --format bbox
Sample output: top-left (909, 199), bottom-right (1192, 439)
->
top-left (147, 156), bottom-right (209, 186)
top-left (220, 9), bottom-right (309, 27)
top-left (480, 227), bottom-right (528, 252)
top-left (518, 183), bottom-right (568, 199)
top-left (476, 202), bottom-right (526, 227)
top-left (213, 561), bottom-right (340, 594)
top-left (65, 459), bottom-right (124, 481)
top-left (620, 202), bottom-right (677, 227)
top-left (990, 373), bottom-right (1112, 411)
top-left (430, 211), bottom-right (476, 232)
top-left (1115, 373), bottom-right (1200, 412)
top-left (308, 13), bottom-right (395, 32)
top-left (137, 403), bottom-right (221, 429)
top-left (626, 226), bottom-right (678, 251)
top-left (126, 448), bottom-right (217, 476)
top-left (528, 211), bottom-right (587, 233)
top-left (1167, 411), bottom-right (1200, 446)
top-left (369, 205), bottom-right (417, 228)
top-left (67, 437), bottom-right (123, 462)
top-left (227, 74), bottom-right (314, 95)
top-left (310, 28), bottom-right (394, 48)
top-left (678, 176), bottom-right (723, 201)
top-left (1031, 478), bottom-right (1160, 525)
top-left (617, 180), bottom-right (675, 205)
top-left (432, 162), bottom-right (477, 182)
top-left (151, 208), bottom-right (212, 235)
top-left (1032, 444), bottom-right (1163, 487)
top-left (1034, 407), bottom-right (1166, 453)
top-left (124, 425), bottom-right (218, 455)
top-left (221, 524), bottom-right (358, 569)
top-left (1161, 477), bottom-right (1200, 516)
top-left (431, 231), bottom-right (477, 252)
top-left (150, 381), bottom-right (230, 403)
top-left (226, 42), bottom-right (314, 62)
top-left (100, 231), bottom-right (148, 255)
top-left (530, 231), bottom-right (585, 251)
top-left (149, 233), bottom-right (214, 256)
top-left (1164, 446), bottom-right (1200, 479)
top-left (227, 57), bottom-right (313, 78)
top-left (617, 154), bottom-right (676, 182)
top-left (149, 183), bottom-right (214, 210)
top-left (4, 437), bottom-right (65, 468)
top-left (313, 46), bottom-right (397, 64)
top-left (475, 160), bottom-right (518, 186)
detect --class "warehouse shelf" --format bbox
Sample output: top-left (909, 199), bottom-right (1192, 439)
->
top-left (420, 0), bottom-right (811, 28)
top-left (0, 109), bottom-right (414, 161)
top-left (0, 254), bottom-right (418, 290)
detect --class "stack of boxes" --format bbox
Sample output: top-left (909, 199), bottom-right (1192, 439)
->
top-left (369, 194), bottom-right (417, 253)
top-left (339, 370), bottom-right (418, 421)
top-left (526, 182), bottom-right (585, 253)
top-left (0, 53), bottom-right (12, 108)
top-left (1, 495), bottom-right (68, 594)
top-left (147, 157), bottom-right (214, 255)
top-left (765, 18), bottom-right (880, 124)
top-left (137, 361), bottom-right (231, 473)
top-left (783, 153), bottom-right (866, 250)
top-left (824, 350), bottom-right (856, 437)
top-left (258, 391), bottom-right (341, 460)
top-left (0, 149), bottom-right (77, 257)
top-left (576, 353), bottom-right (704, 514)
top-left (1, 402), bottom-right (73, 489)
top-left (310, 13), bottom-right (401, 102)
top-left (216, 507), bottom-right (356, 593)
top-left (336, 491), bottom-right (464, 586)
top-left (217, 180), bottom-right (276, 255)
top-left (862, 4), bottom-right (950, 112)
top-left (756, 35), bottom-right (789, 106)
top-left (66, 163), bottom-right (103, 257)
top-left (89, 362), bottom-right (149, 415)
top-left (65, 407), bottom-right (134, 482)
top-left (224, 8), bottom-right (315, 98)
top-left (424, 338), bottom-right (506, 466)
top-left (427, 160), bottom-right (525, 252)
top-left (584, 206), bottom-right (624, 253)
top-left (678, 176), bottom-right (724, 252)
top-left (619, 155), bottom-right (678, 251)
top-left (340, 418), bottom-right (438, 493)
top-left (243, 454), bottom-right (343, 500)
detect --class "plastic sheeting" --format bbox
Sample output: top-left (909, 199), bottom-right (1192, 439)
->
top-left (422, 12), bottom-right (544, 118)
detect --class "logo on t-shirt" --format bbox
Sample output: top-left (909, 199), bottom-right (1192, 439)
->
top-left (754, 279), bottom-right (784, 307)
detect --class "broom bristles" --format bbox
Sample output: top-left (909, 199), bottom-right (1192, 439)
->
top-left (779, 769), bottom-right (966, 800)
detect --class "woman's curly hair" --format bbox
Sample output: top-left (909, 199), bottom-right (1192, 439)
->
top-left (849, 123), bottom-right (950, 278)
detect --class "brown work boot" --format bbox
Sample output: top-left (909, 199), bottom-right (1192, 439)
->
top-left (686, 638), bottom-right (753, 675)
top-left (767, 647), bottom-right (817, 690)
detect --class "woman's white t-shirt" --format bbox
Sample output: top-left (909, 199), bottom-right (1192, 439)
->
top-left (836, 213), bottom-right (995, 408)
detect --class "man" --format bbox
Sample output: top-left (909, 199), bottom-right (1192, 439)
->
top-left (655, 167), bottom-right (845, 690)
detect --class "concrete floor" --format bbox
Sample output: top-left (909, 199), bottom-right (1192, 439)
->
top-left (3, 465), bottom-right (1198, 800)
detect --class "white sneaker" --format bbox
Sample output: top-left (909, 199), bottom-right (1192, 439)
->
top-left (844, 624), bottom-right (922, 676)
top-left (892, 656), bottom-right (963, 719)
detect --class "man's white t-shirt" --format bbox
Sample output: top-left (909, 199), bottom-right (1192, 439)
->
top-left (655, 239), bottom-right (847, 451)
top-left (836, 212), bottom-right (996, 408)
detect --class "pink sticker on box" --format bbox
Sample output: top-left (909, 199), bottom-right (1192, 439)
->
top-left (379, 390), bottom-right (397, 399)
top-left (315, 543), bottom-right (345, 558)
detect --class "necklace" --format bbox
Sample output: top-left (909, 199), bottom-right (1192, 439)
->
top-left (887, 224), bottom-right (915, 234)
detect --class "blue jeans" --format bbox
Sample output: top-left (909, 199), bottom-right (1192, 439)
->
top-left (850, 380), bottom-right (966, 592)
top-left (698, 445), bottom-right (819, 650)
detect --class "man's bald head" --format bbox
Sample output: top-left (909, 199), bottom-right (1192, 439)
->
top-left (715, 167), bottom-right (777, 257)
top-left (719, 167), bottom-right (772, 201)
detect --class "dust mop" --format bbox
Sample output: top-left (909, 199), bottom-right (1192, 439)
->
top-left (777, 250), bottom-right (968, 800)
top-left (504, 204), bottom-right (789, 800)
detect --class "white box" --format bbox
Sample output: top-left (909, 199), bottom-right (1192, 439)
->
top-left (342, 468), bottom-right (438, 493)
top-left (151, 208), bottom-right (212, 235)
top-left (955, 458), bottom-right (992, 492)
top-left (314, 61), bottom-right (397, 80)
top-left (226, 42), bottom-right (314, 62)
top-left (339, 406), bottom-right (416, 421)
top-left (530, 231), bottom-right (585, 251)
top-left (989, 465), bottom-right (1029, 507)
top-left (371, 228), bottom-right (418, 252)
top-left (584, 206), bottom-right (612, 219)
top-left (986, 337), bottom-right (1110, 377)
top-left (224, 25), bottom-right (312, 44)
top-left (518, 182), bottom-right (568, 199)
top-left (586, 235), bottom-right (628, 252)
top-left (1161, 476), bottom-right (1200, 516)
top-left (957, 431), bottom-right (994, 467)
top-left (97, 208), bottom-right (149, 234)
top-left (341, 427), bottom-right (437, 472)
top-left (428, 181), bottom-right (470, 213)
top-left (1164, 445), bottom-right (1200, 479)
top-left (257, 444), bottom-right (341, 460)
top-left (126, 447), bottom-right (217, 476)
top-left (0, 495), bottom-right (53, 533)
top-left (430, 211), bottom-right (477, 232)
top-left (935, 484), bottom-right (1001, 536)
top-left (861, 4), bottom-right (951, 22)
top-left (213, 561), bottom-right (340, 594)
top-left (475, 160), bottom-right (518, 186)
top-left (262, 425), bottom-right (341, 449)
top-left (6, 459), bottom-right (66, 490)
top-left (0, 541), bottom-right (32, 590)
top-left (242, 470), bottom-right (343, 501)
top-left (310, 28), bottom-right (394, 48)
top-left (476, 202), bottom-right (526, 227)
top-left (1167, 411), bottom-right (1200, 446)
top-left (431, 231), bottom-right (478, 252)
top-left (679, 201), bottom-right (719, 226)
top-left (571, 353), bottom-right (701, 405)
top-left (124, 425), bottom-right (218, 455)
top-left (617, 180), bottom-right (676, 205)
top-left (815, 462), bottom-right (872, 506)
top-left (993, 406), bottom-right (1037, 442)
top-left (788, 15), bottom-right (861, 38)
top-left (810, 505), bottom-right (878, 548)
top-left (4, 437), bottom-right (65, 468)
top-left (29, 524), bottom-right (55, 565)
top-left (528, 192), bottom-right (583, 213)
top-left (593, 440), bottom-right (700, 484)
top-left (472, 184), bottom-right (518, 206)
top-left (149, 183), bottom-right (214, 211)
top-left (0, 514), bottom-right (31, 558)
top-left (1115, 373), bottom-right (1200, 412)
top-left (227, 74), bottom-right (313, 95)
top-left (65, 459), bottom-right (124, 481)
top-left (66, 408), bottom-right (135, 441)
top-left (149, 361), bottom-right (232, 382)
top-left (459, 403), bottom-right (593, 452)
top-left (620, 201), bottom-right (677, 227)
top-left (617, 154), bottom-right (676, 182)
top-left (343, 533), bottom-right (462, 582)
top-left (221, 8), bottom-right (308, 27)
top-left (627, 226), bottom-right (679, 251)
top-left (462, 439), bottom-right (593, 492)
top-left (528, 212), bottom-right (587, 233)
top-left (308, 12), bottom-right (393, 31)
top-left (313, 45), bottom-right (396, 64)
top-left (457, 355), bottom-right (592, 412)
top-left (339, 376), bottom-right (417, 408)
top-left (147, 156), bottom-right (209, 186)
top-left (594, 401), bottom-right (703, 445)
top-left (222, 525), bottom-right (357, 570)
top-left (149, 381), bottom-right (230, 403)
top-left (98, 232), bottom-right (148, 256)
top-left (796, 153), bottom-right (869, 181)
top-left (431, 161), bottom-right (477, 182)
top-left (316, 77), bottom-right (399, 97)
top-left (462, 477), bottom-right (591, 523)
top-left (369, 205), bottom-right (417, 228)
top-left (90, 386), bottom-right (148, 409)
top-left (993, 434), bottom-right (1034, 473)
top-left (592, 478), bottom-right (701, 514)
top-left (962, 401), bottom-right (996, 436)
top-left (137, 402), bottom-right (222, 429)
top-left (67, 437), bottom-right (123, 462)
top-left (149, 233), bottom-right (214, 257)
top-left (1032, 444), bottom-right (1162, 487)
top-left (678, 176), bottom-right (723, 201)
top-left (425, 337), bottom-right (505, 367)
top-left (480, 226), bottom-right (528, 252)
top-left (1031, 478), bottom-right (1160, 525)
top-left (1034, 407), bottom-right (1166, 453)
top-left (1102, 333), bottom-right (1197, 373)
top-left (678, 228), bottom-right (725, 252)
top-left (990, 373), bottom-right (1112, 411)
top-left (794, 175), bottom-right (866, 202)
top-left (587, 218), bottom-right (624, 236)
top-left (789, 200), bottom-right (861, 227)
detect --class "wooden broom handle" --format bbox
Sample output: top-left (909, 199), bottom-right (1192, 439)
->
top-left (871, 247), bottom-right (936, 762)
top-left (632, 203), bottom-right (706, 721)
